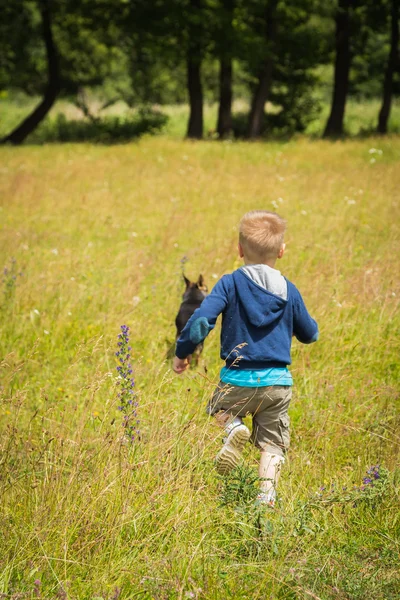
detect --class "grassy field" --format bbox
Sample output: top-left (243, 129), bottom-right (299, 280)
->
top-left (0, 136), bottom-right (399, 599)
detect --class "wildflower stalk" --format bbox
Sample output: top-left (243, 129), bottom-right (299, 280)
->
top-left (2, 258), bottom-right (23, 308)
top-left (115, 325), bottom-right (139, 443)
top-left (180, 255), bottom-right (188, 272)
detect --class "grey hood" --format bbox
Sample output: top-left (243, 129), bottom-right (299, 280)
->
top-left (240, 264), bottom-right (287, 300)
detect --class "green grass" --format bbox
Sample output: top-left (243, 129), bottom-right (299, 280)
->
top-left (1, 94), bottom-right (400, 141)
top-left (0, 137), bottom-right (399, 599)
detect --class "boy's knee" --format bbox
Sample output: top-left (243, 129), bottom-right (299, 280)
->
top-left (214, 410), bottom-right (234, 429)
top-left (258, 441), bottom-right (286, 457)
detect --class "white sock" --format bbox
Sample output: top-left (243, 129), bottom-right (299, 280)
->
top-left (257, 488), bottom-right (276, 503)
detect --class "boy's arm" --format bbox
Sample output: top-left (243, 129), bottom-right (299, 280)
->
top-left (175, 276), bottom-right (230, 361)
top-left (292, 286), bottom-right (319, 344)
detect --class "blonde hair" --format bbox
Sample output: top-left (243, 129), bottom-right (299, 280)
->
top-left (239, 210), bottom-right (286, 262)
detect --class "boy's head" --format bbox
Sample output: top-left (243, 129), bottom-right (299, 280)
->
top-left (239, 210), bottom-right (286, 264)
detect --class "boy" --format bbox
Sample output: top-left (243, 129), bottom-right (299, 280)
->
top-left (173, 210), bottom-right (318, 507)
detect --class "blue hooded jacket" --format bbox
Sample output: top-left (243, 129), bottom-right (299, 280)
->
top-left (175, 268), bottom-right (318, 369)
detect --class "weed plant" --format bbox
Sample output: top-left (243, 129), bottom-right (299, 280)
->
top-left (0, 137), bottom-right (399, 599)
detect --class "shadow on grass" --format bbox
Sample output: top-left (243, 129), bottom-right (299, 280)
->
top-left (25, 109), bottom-right (169, 144)
top-left (230, 109), bottom-right (400, 142)
top-left (9, 107), bottom-right (399, 146)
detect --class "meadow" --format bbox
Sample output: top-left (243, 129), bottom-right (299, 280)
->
top-left (0, 135), bottom-right (399, 600)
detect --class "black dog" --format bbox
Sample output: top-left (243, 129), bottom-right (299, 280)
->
top-left (175, 274), bottom-right (208, 362)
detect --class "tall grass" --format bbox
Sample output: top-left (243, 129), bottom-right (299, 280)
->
top-left (0, 137), bottom-right (399, 599)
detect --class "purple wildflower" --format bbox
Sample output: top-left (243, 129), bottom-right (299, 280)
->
top-left (367, 465), bottom-right (381, 480)
top-left (2, 258), bottom-right (22, 301)
top-left (34, 579), bottom-right (41, 598)
top-left (115, 325), bottom-right (139, 442)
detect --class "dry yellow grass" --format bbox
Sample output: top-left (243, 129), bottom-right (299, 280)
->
top-left (0, 137), bottom-right (399, 599)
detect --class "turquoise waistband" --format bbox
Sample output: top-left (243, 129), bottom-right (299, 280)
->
top-left (220, 366), bottom-right (293, 388)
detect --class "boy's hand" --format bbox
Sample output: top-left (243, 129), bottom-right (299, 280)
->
top-left (173, 356), bottom-right (191, 374)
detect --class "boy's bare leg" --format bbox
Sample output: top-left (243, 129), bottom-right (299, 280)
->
top-left (258, 451), bottom-right (285, 506)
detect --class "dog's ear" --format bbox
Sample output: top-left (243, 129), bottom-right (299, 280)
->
top-left (197, 274), bottom-right (206, 289)
top-left (183, 274), bottom-right (191, 287)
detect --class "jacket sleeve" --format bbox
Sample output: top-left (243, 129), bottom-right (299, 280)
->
top-left (175, 276), bottom-right (230, 359)
top-left (291, 285), bottom-right (319, 344)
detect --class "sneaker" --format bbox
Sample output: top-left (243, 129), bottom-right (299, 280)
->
top-left (255, 491), bottom-right (276, 509)
top-left (215, 424), bottom-right (251, 475)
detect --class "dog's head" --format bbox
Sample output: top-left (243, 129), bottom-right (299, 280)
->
top-left (182, 274), bottom-right (208, 303)
top-left (175, 274), bottom-right (208, 338)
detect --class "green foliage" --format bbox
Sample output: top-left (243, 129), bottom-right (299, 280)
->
top-left (1, 0), bottom-right (398, 140)
top-left (231, 92), bottom-right (320, 137)
top-left (219, 464), bottom-right (260, 507)
top-left (0, 0), bottom-right (132, 95)
top-left (232, 0), bottom-right (331, 134)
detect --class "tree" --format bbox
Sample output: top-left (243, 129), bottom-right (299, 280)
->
top-left (234, 0), bottom-right (327, 139)
top-left (1, 0), bottom-right (131, 144)
top-left (187, 0), bottom-right (205, 138)
top-left (246, 0), bottom-right (279, 139)
top-left (1, 0), bottom-right (59, 144)
top-left (216, 0), bottom-right (235, 138)
top-left (129, 0), bottom-right (208, 138)
top-left (323, 0), bottom-right (354, 138)
top-left (378, 0), bottom-right (399, 133)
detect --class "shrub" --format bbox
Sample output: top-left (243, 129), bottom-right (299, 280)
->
top-left (28, 108), bottom-right (169, 144)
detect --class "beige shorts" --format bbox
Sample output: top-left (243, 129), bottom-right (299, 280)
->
top-left (207, 382), bottom-right (292, 456)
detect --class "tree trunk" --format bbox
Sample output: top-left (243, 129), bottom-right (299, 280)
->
top-left (217, 58), bottom-right (233, 139)
top-left (247, 0), bottom-right (278, 139)
top-left (323, 0), bottom-right (353, 138)
top-left (187, 58), bottom-right (203, 139)
top-left (2, 0), bottom-right (60, 145)
top-left (217, 0), bottom-right (234, 139)
top-left (377, 0), bottom-right (399, 134)
top-left (186, 0), bottom-right (203, 139)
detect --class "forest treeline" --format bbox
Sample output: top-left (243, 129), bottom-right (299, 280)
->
top-left (1, 0), bottom-right (399, 144)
